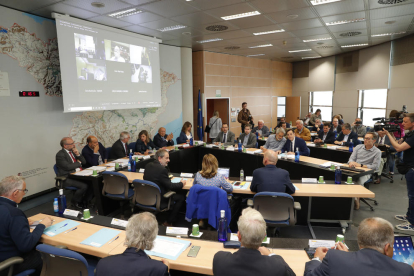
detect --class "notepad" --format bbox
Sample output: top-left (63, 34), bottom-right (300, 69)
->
top-left (233, 182), bottom-right (249, 190)
top-left (86, 166), bottom-right (106, 172)
top-left (74, 170), bottom-right (94, 176)
top-left (309, 239), bottom-right (335, 249)
top-left (44, 220), bottom-right (80, 237)
top-left (180, 173), bottom-right (193, 178)
top-left (145, 236), bottom-right (191, 260)
top-left (80, 228), bottom-right (121, 247)
top-left (111, 218), bottom-right (128, 228)
top-left (171, 178), bottom-right (182, 183)
top-left (166, 227), bottom-right (188, 237)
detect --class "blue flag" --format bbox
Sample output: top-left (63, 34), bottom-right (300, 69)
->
top-left (197, 89), bottom-right (203, 141)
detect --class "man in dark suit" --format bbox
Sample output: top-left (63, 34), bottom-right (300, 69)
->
top-left (282, 129), bottom-right (310, 156)
top-left (109, 131), bottom-right (131, 160)
top-left (144, 149), bottom-right (186, 226)
top-left (56, 137), bottom-right (89, 208)
top-left (315, 122), bottom-right (335, 144)
top-left (153, 127), bottom-right (174, 148)
top-left (334, 123), bottom-right (359, 147)
top-left (280, 117), bottom-right (291, 128)
top-left (214, 123), bottom-right (235, 146)
top-left (95, 212), bottom-right (169, 276)
top-left (0, 176), bottom-right (53, 276)
top-left (250, 150), bottom-right (295, 194)
top-left (81, 136), bottom-right (106, 168)
top-left (330, 117), bottom-right (342, 134)
top-left (305, 217), bottom-right (414, 276)
top-left (213, 207), bottom-right (295, 276)
top-left (237, 124), bottom-right (257, 148)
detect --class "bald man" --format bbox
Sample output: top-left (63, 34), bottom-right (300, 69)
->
top-left (250, 150), bottom-right (295, 194)
top-left (82, 136), bottom-right (107, 168)
top-left (153, 127), bottom-right (174, 148)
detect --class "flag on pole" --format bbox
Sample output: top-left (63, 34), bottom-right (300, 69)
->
top-left (197, 89), bottom-right (203, 141)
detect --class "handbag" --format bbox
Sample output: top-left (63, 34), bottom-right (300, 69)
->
top-left (396, 159), bottom-right (412, 175)
top-left (205, 118), bottom-right (219, 133)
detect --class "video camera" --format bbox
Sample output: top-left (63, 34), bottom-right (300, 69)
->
top-left (373, 105), bottom-right (407, 133)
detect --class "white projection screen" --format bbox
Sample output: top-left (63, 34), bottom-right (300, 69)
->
top-left (54, 13), bottom-right (162, 113)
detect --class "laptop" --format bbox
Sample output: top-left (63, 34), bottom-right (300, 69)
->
top-left (392, 235), bottom-right (414, 265)
top-left (217, 167), bottom-right (230, 179)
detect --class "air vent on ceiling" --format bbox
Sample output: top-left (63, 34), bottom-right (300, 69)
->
top-left (224, 46), bottom-right (240, 50)
top-left (205, 25), bottom-right (228, 32)
top-left (317, 45), bottom-right (334, 49)
top-left (340, 31), bottom-right (362, 37)
top-left (378, 0), bottom-right (408, 4)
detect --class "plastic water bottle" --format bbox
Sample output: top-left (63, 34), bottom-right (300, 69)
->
top-left (58, 189), bottom-right (67, 215)
top-left (255, 132), bottom-right (259, 140)
top-left (240, 168), bottom-right (244, 181)
top-left (349, 142), bottom-right (354, 153)
top-left (53, 198), bottom-right (59, 213)
top-left (129, 149), bottom-right (133, 162)
top-left (190, 138), bottom-right (194, 146)
top-left (295, 147), bottom-right (300, 163)
top-left (238, 140), bottom-right (242, 152)
top-left (335, 166), bottom-right (342, 184)
top-left (131, 157), bottom-right (136, 172)
top-left (128, 159), bottom-right (131, 172)
top-left (334, 130), bottom-right (337, 139)
top-left (218, 210), bottom-right (228, 242)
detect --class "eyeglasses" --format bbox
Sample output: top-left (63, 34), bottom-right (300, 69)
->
top-left (364, 138), bottom-right (372, 140)
top-left (15, 189), bottom-right (28, 194)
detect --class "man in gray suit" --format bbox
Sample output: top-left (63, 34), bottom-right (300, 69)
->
top-left (305, 217), bottom-right (414, 276)
top-left (376, 129), bottom-right (397, 183)
top-left (55, 137), bottom-right (89, 209)
top-left (213, 123), bottom-right (235, 146)
top-left (236, 124), bottom-right (257, 148)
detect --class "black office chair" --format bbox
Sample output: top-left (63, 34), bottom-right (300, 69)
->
top-left (0, 257), bottom-right (35, 276)
top-left (132, 179), bottom-right (175, 213)
top-left (53, 164), bottom-right (79, 208)
top-left (361, 178), bottom-right (378, 211)
top-left (129, 142), bottom-right (136, 154)
top-left (102, 171), bottom-right (134, 218)
top-left (377, 145), bottom-right (394, 183)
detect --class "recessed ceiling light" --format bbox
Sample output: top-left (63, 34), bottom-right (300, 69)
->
top-left (247, 54), bottom-right (265, 57)
top-left (289, 49), bottom-right (312, 53)
top-left (341, 43), bottom-right (368, 48)
top-left (310, 0), bottom-right (343, 5)
top-left (302, 56), bottom-right (321, 59)
top-left (157, 25), bottom-right (187, 32)
top-left (248, 44), bottom-right (273, 48)
top-left (303, 37), bottom-right (331, 42)
top-left (371, 31), bottom-right (406, 37)
top-left (197, 38), bottom-right (223, 43)
top-left (287, 14), bottom-right (299, 19)
top-left (326, 18), bottom-right (365, 26)
top-left (221, 11), bottom-right (260, 21)
top-left (91, 2), bottom-right (105, 8)
top-left (253, 29), bottom-right (285, 35)
top-left (186, 0), bottom-right (193, 1)
top-left (108, 8), bottom-right (142, 18)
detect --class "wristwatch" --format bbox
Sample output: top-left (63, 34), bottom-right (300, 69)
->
top-left (312, 257), bottom-right (321, 262)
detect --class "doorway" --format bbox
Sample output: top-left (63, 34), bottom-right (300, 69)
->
top-left (206, 98), bottom-right (230, 141)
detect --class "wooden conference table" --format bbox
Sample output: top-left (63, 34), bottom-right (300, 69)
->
top-left (30, 213), bottom-right (310, 275)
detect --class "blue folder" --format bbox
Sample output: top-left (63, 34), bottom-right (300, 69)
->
top-left (80, 228), bottom-right (121, 248)
top-left (171, 178), bottom-right (182, 183)
top-left (43, 220), bottom-right (80, 237)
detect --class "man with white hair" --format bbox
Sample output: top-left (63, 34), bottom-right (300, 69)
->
top-left (305, 217), bottom-right (414, 276)
top-left (252, 120), bottom-right (270, 137)
top-left (260, 128), bottom-right (286, 153)
top-left (251, 150), bottom-right (295, 194)
top-left (95, 212), bottom-right (169, 276)
top-left (213, 207), bottom-right (295, 276)
top-left (295, 120), bottom-right (311, 141)
top-left (0, 176), bottom-right (53, 276)
top-left (109, 131), bottom-right (131, 160)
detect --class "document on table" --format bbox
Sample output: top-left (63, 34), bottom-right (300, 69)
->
top-left (111, 218), bottom-right (128, 228)
top-left (278, 153), bottom-right (295, 159)
top-left (166, 227), bottom-right (188, 236)
top-left (309, 239), bottom-right (335, 249)
top-left (171, 178), bottom-right (182, 183)
top-left (74, 170), bottom-right (94, 176)
top-left (86, 166), bottom-right (106, 172)
top-left (319, 162), bottom-right (342, 168)
top-left (180, 173), bottom-right (193, 178)
top-left (307, 143), bottom-right (316, 147)
top-left (293, 184), bottom-right (299, 191)
top-left (106, 162), bottom-right (116, 167)
top-left (145, 236), bottom-right (191, 260)
top-left (233, 182), bottom-right (249, 190)
top-left (80, 228), bottom-right (121, 247)
top-left (114, 159), bottom-right (129, 163)
top-left (44, 220), bottom-right (80, 237)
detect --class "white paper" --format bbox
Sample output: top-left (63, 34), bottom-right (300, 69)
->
top-left (86, 166), bottom-right (106, 172)
top-left (106, 162), bottom-right (116, 167)
top-left (106, 167), bottom-right (115, 172)
top-left (114, 159), bottom-right (129, 163)
top-left (74, 170), bottom-right (93, 176)
top-left (0, 71), bottom-right (10, 96)
top-left (132, 155), bottom-right (143, 159)
top-left (111, 218), bottom-right (128, 228)
top-left (302, 178), bottom-right (317, 183)
top-left (142, 155), bottom-right (151, 160)
top-left (307, 143), bottom-right (316, 147)
top-left (139, 168), bottom-right (145, 173)
top-left (319, 162), bottom-right (342, 168)
top-left (151, 238), bottom-right (187, 257)
top-left (189, 232), bottom-right (203, 238)
top-left (230, 233), bottom-right (239, 241)
top-left (206, 144), bottom-right (214, 148)
top-left (327, 146), bottom-right (339, 150)
top-left (226, 147), bottom-right (235, 151)
top-left (180, 173), bottom-right (193, 178)
top-left (293, 184), bottom-right (299, 191)
top-left (246, 176), bottom-right (253, 181)
top-left (309, 240), bottom-right (336, 249)
top-left (166, 227), bottom-right (188, 236)
top-left (182, 144), bottom-right (190, 148)
top-left (247, 151), bottom-right (255, 155)
top-left (63, 209), bottom-right (80, 217)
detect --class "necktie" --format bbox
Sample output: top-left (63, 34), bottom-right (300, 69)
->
top-left (69, 152), bottom-right (76, 163)
top-left (291, 141), bottom-right (293, 152)
top-left (125, 143), bottom-right (128, 156)
top-left (222, 133), bottom-right (226, 143)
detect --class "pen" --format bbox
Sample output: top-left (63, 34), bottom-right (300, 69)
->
top-left (108, 236), bottom-right (119, 244)
top-left (64, 227), bottom-right (77, 234)
top-left (55, 223), bottom-right (68, 231)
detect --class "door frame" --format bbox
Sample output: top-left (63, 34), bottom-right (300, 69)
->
top-left (205, 97), bottom-right (231, 129)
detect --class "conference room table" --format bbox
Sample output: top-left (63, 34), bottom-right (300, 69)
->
top-left (29, 213), bottom-right (360, 275)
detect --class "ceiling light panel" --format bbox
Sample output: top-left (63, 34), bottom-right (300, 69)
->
top-left (289, 49), bottom-right (312, 53)
top-left (326, 18), bottom-right (365, 25)
top-left (247, 54), bottom-right (265, 57)
top-left (253, 29), bottom-right (285, 35)
top-left (248, 44), bottom-right (273, 48)
top-left (303, 37), bottom-right (332, 42)
top-left (302, 56), bottom-right (321, 59)
top-left (341, 43), bottom-right (368, 48)
top-left (222, 11), bottom-right (261, 20)
top-left (197, 38), bottom-right (223, 43)
top-left (310, 0), bottom-right (343, 5)
top-left (157, 25), bottom-right (187, 32)
top-left (108, 8), bottom-right (142, 18)
top-left (371, 31), bottom-right (406, 37)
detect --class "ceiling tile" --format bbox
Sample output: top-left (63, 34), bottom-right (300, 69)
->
top-left (266, 37), bottom-right (304, 46)
top-left (227, 15), bottom-right (275, 29)
top-left (327, 21), bottom-right (367, 33)
top-left (196, 21), bottom-right (241, 34)
top-left (171, 12), bottom-right (220, 27)
top-left (122, 24), bottom-right (177, 40)
top-left (140, 0), bottom-right (199, 17)
top-left (206, 30), bottom-right (252, 40)
top-left (32, 3), bottom-right (99, 19)
top-left (313, 0), bottom-right (365, 17)
top-left (370, 14), bottom-right (414, 28)
top-left (117, 11), bottom-right (164, 25)
top-left (281, 18), bottom-right (324, 31)
top-left (322, 11), bottom-right (366, 23)
top-left (336, 36), bottom-right (369, 45)
top-left (88, 15), bottom-right (134, 28)
top-left (250, 0), bottom-right (309, 14)
top-left (0, 0), bottom-right (63, 12)
top-left (368, 0), bottom-right (414, 9)
top-left (370, 4), bottom-right (414, 20)
top-left (267, 7), bottom-right (318, 23)
top-left (139, 18), bottom-right (184, 30)
top-left (291, 27), bottom-right (329, 37)
top-left (119, 0), bottom-right (160, 5)
top-left (181, 0), bottom-right (243, 11)
top-left (63, 0), bottom-right (133, 14)
top-left (204, 2), bottom-right (257, 18)
top-left (371, 26), bottom-right (411, 36)
top-left (226, 36), bottom-right (267, 45)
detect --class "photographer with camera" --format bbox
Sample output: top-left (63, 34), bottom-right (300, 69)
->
top-left (237, 102), bottom-right (254, 133)
top-left (351, 118), bottom-right (367, 136)
top-left (382, 113), bottom-right (414, 231)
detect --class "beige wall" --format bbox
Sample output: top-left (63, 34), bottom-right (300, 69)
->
top-left (193, 51), bottom-right (292, 138)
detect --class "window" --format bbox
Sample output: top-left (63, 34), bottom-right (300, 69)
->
top-left (277, 97), bottom-right (286, 117)
top-left (358, 89), bottom-right (387, 126)
top-left (309, 91), bottom-right (333, 121)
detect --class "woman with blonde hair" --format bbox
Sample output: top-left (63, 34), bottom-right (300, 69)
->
top-left (135, 130), bottom-right (158, 154)
top-left (194, 154), bottom-right (233, 193)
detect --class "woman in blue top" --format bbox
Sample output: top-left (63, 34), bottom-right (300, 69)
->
top-left (176, 121), bottom-right (193, 144)
top-left (194, 154), bottom-right (233, 193)
top-left (281, 129), bottom-right (310, 156)
top-left (135, 130), bottom-right (159, 154)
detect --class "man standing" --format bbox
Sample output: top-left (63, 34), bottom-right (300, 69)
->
top-left (260, 128), bottom-right (286, 153)
top-left (214, 123), bottom-right (235, 146)
top-left (237, 124), bottom-right (257, 148)
top-left (0, 176), bottom-right (53, 276)
top-left (82, 136), bottom-right (107, 168)
top-left (237, 102), bottom-right (254, 133)
top-left (213, 208), bottom-right (295, 276)
top-left (250, 150), bottom-right (295, 194)
top-left (335, 123), bottom-right (359, 146)
top-left (109, 132), bottom-right (131, 160)
top-left (384, 113), bottom-right (414, 231)
top-left (153, 127), bottom-right (174, 148)
top-left (351, 118), bottom-right (367, 136)
top-left (314, 122), bottom-right (335, 144)
top-left (252, 120), bottom-right (270, 137)
top-left (294, 120), bottom-right (311, 141)
top-left (304, 217), bottom-right (414, 276)
top-left (144, 149), bottom-right (186, 226)
top-left (56, 137), bottom-right (89, 209)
